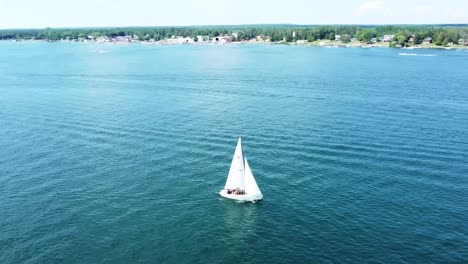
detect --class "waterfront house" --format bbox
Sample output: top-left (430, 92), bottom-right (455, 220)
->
top-left (180, 37), bottom-right (195, 44)
top-left (408, 34), bottom-right (415, 43)
top-left (97, 36), bottom-right (110, 43)
top-left (335, 35), bottom-right (341, 41)
top-left (165, 36), bottom-right (195, 44)
top-left (382, 35), bottom-right (395, 42)
top-left (423, 37), bottom-right (432, 44)
top-left (114, 36), bottom-right (133, 42)
top-left (212, 35), bottom-right (232, 44)
top-left (296, 39), bottom-right (307, 44)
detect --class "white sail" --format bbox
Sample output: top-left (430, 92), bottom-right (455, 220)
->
top-left (244, 158), bottom-right (262, 196)
top-left (224, 137), bottom-right (245, 190)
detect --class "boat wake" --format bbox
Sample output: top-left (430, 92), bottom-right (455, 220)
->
top-left (92, 50), bottom-right (109, 54)
top-left (398, 53), bottom-right (437, 57)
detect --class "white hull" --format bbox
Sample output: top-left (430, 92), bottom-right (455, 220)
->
top-left (219, 189), bottom-right (263, 202)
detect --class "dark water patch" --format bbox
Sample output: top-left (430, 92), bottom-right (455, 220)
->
top-left (0, 43), bottom-right (467, 263)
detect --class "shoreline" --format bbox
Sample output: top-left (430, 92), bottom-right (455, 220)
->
top-left (282, 40), bottom-right (468, 50)
top-left (2, 39), bottom-right (468, 50)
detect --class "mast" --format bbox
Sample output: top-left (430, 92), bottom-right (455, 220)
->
top-left (240, 136), bottom-right (245, 173)
top-left (239, 136), bottom-right (246, 190)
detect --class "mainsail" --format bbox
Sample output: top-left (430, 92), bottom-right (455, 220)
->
top-left (224, 137), bottom-right (245, 190)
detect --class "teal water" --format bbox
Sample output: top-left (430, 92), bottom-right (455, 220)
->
top-left (1, 42), bottom-right (467, 263)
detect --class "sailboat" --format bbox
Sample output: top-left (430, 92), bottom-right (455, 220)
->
top-left (219, 137), bottom-right (263, 202)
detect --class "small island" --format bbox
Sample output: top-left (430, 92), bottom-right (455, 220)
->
top-left (1, 24), bottom-right (467, 49)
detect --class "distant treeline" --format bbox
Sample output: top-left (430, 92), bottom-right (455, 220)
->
top-left (1, 25), bottom-right (468, 46)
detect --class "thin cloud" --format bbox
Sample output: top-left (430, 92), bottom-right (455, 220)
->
top-left (359, 1), bottom-right (384, 12)
top-left (415, 5), bottom-right (433, 15)
top-left (444, 7), bottom-right (467, 19)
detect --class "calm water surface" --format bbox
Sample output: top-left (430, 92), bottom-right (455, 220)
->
top-left (0, 42), bottom-right (467, 263)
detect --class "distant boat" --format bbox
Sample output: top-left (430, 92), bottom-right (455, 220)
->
top-left (219, 137), bottom-right (263, 202)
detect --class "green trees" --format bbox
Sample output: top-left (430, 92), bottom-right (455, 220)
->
top-left (435, 33), bottom-right (445, 45)
top-left (0, 25), bottom-right (466, 46)
top-left (341, 35), bottom-right (351, 43)
top-left (307, 34), bottom-right (316, 42)
top-left (446, 31), bottom-right (459, 44)
top-left (442, 38), bottom-right (449, 46)
top-left (358, 29), bottom-right (373, 42)
top-left (434, 30), bottom-right (459, 46)
top-left (91, 32), bottom-right (101, 38)
top-left (413, 34), bottom-right (425, 44)
top-left (396, 35), bottom-right (408, 46)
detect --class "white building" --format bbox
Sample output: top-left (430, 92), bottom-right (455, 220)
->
top-left (96, 36), bottom-right (110, 43)
top-left (382, 35), bottom-right (395, 42)
top-left (212, 35), bottom-right (231, 44)
top-left (423, 37), bottom-right (432, 44)
top-left (165, 36), bottom-right (195, 44)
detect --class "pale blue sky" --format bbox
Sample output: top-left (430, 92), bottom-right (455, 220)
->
top-left (0, 0), bottom-right (467, 29)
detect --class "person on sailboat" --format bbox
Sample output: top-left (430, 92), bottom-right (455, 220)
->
top-left (232, 188), bottom-right (244, 195)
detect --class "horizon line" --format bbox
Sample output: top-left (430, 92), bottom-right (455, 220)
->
top-left (1, 23), bottom-right (468, 30)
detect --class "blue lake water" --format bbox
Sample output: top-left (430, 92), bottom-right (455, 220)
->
top-left (0, 42), bottom-right (467, 263)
